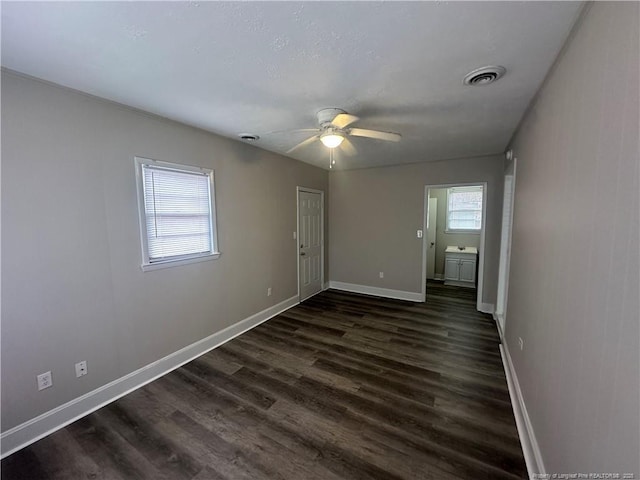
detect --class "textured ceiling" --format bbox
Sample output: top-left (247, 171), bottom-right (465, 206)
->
top-left (1, 1), bottom-right (582, 170)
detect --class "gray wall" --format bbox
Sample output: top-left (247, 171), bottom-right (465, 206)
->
top-left (428, 188), bottom-right (480, 277)
top-left (1, 71), bottom-right (328, 431)
top-left (506, 2), bottom-right (639, 474)
top-left (329, 155), bottom-right (503, 305)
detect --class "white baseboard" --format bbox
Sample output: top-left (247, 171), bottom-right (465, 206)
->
top-left (0, 295), bottom-right (299, 459)
top-left (328, 281), bottom-right (423, 302)
top-left (494, 312), bottom-right (505, 341)
top-left (478, 302), bottom-right (495, 314)
top-left (500, 343), bottom-right (545, 477)
top-left (434, 274), bottom-right (444, 280)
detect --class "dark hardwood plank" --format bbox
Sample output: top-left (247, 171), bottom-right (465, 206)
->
top-left (1, 449), bottom-right (53, 480)
top-left (1, 281), bottom-right (527, 479)
top-left (65, 415), bottom-right (161, 480)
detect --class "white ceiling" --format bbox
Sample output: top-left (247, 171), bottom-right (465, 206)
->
top-left (1, 1), bottom-right (582, 170)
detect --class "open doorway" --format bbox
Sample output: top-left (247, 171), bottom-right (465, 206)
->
top-left (421, 183), bottom-right (487, 312)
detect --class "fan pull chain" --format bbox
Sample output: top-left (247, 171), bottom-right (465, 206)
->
top-left (329, 148), bottom-right (336, 169)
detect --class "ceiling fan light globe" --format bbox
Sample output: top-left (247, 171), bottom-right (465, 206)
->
top-left (320, 133), bottom-right (344, 149)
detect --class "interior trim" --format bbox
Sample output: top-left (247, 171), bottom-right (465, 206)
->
top-left (500, 342), bottom-right (546, 477)
top-left (0, 294), bottom-right (299, 459)
top-left (493, 312), bottom-right (505, 341)
top-left (328, 281), bottom-right (423, 302)
top-left (478, 302), bottom-right (495, 315)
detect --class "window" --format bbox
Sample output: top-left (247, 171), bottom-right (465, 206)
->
top-left (446, 185), bottom-right (483, 232)
top-left (135, 157), bottom-right (219, 271)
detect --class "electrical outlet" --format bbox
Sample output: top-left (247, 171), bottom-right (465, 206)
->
top-left (267, 287), bottom-right (272, 297)
top-left (293, 231), bottom-right (297, 240)
top-left (518, 337), bottom-right (524, 350)
top-left (417, 230), bottom-right (423, 238)
top-left (379, 272), bottom-right (384, 278)
top-left (75, 361), bottom-right (88, 378)
top-left (37, 371), bottom-right (53, 391)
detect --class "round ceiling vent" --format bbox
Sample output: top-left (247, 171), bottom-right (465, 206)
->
top-left (238, 133), bottom-right (260, 141)
top-left (463, 66), bottom-right (506, 86)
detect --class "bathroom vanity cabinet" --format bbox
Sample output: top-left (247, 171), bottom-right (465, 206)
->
top-left (444, 246), bottom-right (477, 288)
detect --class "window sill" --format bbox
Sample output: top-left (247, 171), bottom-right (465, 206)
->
top-left (445, 230), bottom-right (481, 235)
top-left (141, 252), bottom-right (221, 272)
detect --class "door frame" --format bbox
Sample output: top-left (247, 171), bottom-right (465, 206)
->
top-left (495, 158), bottom-right (517, 339)
top-left (426, 197), bottom-right (438, 280)
top-left (296, 186), bottom-right (325, 302)
top-left (421, 182), bottom-right (488, 313)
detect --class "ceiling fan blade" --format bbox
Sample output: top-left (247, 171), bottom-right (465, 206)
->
top-left (331, 113), bottom-right (359, 129)
top-left (340, 137), bottom-right (357, 156)
top-left (286, 134), bottom-right (319, 154)
top-left (349, 128), bottom-right (401, 142)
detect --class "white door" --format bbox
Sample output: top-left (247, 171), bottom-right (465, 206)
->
top-left (298, 190), bottom-right (323, 301)
top-left (426, 197), bottom-right (438, 280)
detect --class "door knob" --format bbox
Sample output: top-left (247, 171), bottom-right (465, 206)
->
top-left (300, 252), bottom-right (306, 256)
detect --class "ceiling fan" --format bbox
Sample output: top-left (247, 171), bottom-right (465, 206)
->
top-left (285, 108), bottom-right (401, 155)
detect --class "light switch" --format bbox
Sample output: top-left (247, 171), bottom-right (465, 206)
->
top-left (417, 230), bottom-right (423, 238)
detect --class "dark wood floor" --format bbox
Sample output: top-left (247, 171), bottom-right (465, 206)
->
top-left (1, 282), bottom-right (527, 480)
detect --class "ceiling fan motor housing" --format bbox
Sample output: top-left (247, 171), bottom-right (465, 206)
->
top-left (317, 108), bottom-right (346, 127)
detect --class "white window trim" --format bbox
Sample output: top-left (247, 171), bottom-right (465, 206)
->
top-left (445, 185), bottom-right (483, 234)
top-left (135, 156), bottom-right (221, 272)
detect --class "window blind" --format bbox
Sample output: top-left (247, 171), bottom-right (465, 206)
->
top-left (447, 186), bottom-right (483, 230)
top-left (142, 165), bottom-right (213, 261)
